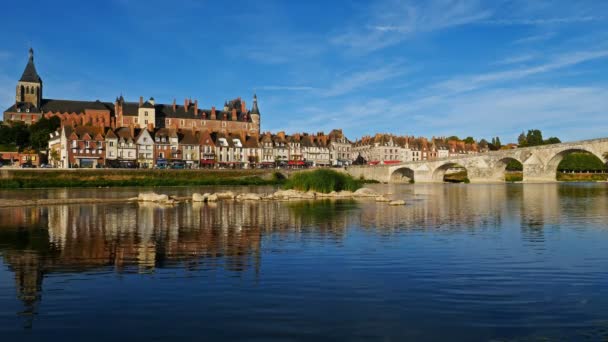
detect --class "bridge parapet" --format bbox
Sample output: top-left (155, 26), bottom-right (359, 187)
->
top-left (346, 137), bottom-right (608, 183)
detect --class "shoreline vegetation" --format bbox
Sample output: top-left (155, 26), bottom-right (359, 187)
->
top-left (0, 169), bottom-right (287, 189)
top-left (0, 168), bottom-right (605, 189)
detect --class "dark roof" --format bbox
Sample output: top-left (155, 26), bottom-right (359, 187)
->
top-left (40, 99), bottom-right (114, 113)
top-left (141, 101), bottom-right (154, 109)
top-left (250, 94), bottom-right (260, 115)
top-left (19, 48), bottom-right (41, 83)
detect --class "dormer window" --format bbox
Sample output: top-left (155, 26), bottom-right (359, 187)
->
top-left (26, 108), bottom-right (30, 113)
top-left (17, 108), bottom-right (21, 113)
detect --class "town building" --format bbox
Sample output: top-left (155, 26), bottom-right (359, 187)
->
top-left (3, 49), bottom-right (261, 135)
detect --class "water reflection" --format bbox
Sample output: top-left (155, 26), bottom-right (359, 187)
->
top-left (0, 183), bottom-right (607, 334)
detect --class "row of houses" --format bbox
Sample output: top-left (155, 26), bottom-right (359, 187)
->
top-left (352, 134), bottom-right (481, 164)
top-left (47, 127), bottom-right (486, 169)
top-left (47, 126), bottom-right (354, 169)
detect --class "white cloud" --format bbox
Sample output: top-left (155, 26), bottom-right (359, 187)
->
top-left (512, 32), bottom-right (555, 44)
top-left (482, 16), bottom-right (604, 25)
top-left (434, 49), bottom-right (608, 94)
top-left (322, 64), bottom-right (407, 97)
top-left (493, 54), bottom-right (536, 65)
top-left (257, 86), bottom-right (315, 91)
top-left (331, 0), bottom-right (492, 53)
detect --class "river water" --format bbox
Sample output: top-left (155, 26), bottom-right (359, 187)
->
top-left (0, 183), bottom-right (607, 341)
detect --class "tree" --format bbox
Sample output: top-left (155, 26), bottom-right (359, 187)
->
top-left (464, 136), bottom-right (475, 144)
top-left (479, 139), bottom-right (489, 150)
top-left (525, 129), bottom-right (544, 147)
top-left (494, 137), bottom-right (502, 149)
top-left (518, 132), bottom-right (527, 147)
top-left (544, 137), bottom-right (561, 145)
top-left (446, 136), bottom-right (459, 142)
top-left (29, 116), bottom-right (61, 151)
top-left (491, 137), bottom-right (496, 146)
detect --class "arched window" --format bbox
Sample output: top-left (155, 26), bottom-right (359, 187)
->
top-left (20, 86), bottom-right (25, 101)
top-left (26, 86), bottom-right (30, 94)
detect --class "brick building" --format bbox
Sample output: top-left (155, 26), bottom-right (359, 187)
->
top-left (3, 49), bottom-right (261, 135)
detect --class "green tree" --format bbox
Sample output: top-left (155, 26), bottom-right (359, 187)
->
top-left (544, 137), bottom-right (561, 145)
top-left (479, 139), bottom-right (489, 150)
top-left (518, 132), bottom-right (527, 147)
top-left (494, 137), bottom-right (502, 149)
top-left (29, 116), bottom-right (61, 150)
top-left (464, 136), bottom-right (475, 144)
top-left (446, 136), bottom-right (459, 142)
top-left (525, 129), bottom-right (544, 147)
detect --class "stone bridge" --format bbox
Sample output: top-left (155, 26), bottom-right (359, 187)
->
top-left (345, 138), bottom-right (608, 183)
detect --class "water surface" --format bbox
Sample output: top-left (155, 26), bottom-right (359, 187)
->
top-left (0, 183), bottom-right (607, 341)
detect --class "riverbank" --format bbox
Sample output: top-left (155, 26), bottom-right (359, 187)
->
top-left (0, 169), bottom-right (286, 189)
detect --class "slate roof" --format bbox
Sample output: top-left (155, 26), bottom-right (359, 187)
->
top-left (20, 49), bottom-right (41, 83)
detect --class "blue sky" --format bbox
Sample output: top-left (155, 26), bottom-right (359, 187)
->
top-left (0, 0), bottom-right (607, 143)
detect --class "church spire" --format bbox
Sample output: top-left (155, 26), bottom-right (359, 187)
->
top-left (250, 94), bottom-right (260, 115)
top-left (20, 48), bottom-right (41, 83)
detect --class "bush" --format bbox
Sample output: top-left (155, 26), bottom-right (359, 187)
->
top-left (284, 169), bottom-right (362, 193)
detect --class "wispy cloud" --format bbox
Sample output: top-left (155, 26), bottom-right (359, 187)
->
top-left (435, 49), bottom-right (608, 94)
top-left (331, 0), bottom-right (492, 53)
top-left (257, 85), bottom-right (315, 91)
top-left (322, 64), bottom-right (407, 97)
top-left (482, 16), bottom-right (604, 26)
top-left (400, 86), bottom-right (608, 141)
top-left (493, 54), bottom-right (536, 66)
top-left (513, 32), bottom-right (555, 44)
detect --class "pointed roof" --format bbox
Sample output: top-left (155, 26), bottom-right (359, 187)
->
top-left (20, 48), bottom-right (41, 83)
top-left (250, 94), bottom-right (260, 115)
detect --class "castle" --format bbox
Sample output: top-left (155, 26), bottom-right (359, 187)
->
top-left (2, 49), bottom-right (261, 134)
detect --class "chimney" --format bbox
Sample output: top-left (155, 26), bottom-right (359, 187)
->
top-left (194, 100), bottom-right (198, 115)
top-left (184, 98), bottom-right (189, 112)
top-left (231, 108), bottom-right (237, 121)
top-left (139, 96), bottom-right (143, 107)
top-left (111, 117), bottom-right (116, 129)
top-left (172, 98), bottom-right (176, 112)
top-left (241, 100), bottom-right (246, 113)
top-left (129, 123), bottom-right (134, 138)
top-left (211, 106), bottom-right (216, 120)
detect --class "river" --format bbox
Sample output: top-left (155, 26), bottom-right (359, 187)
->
top-left (0, 183), bottom-right (607, 341)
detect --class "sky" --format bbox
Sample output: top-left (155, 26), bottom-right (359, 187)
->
top-left (0, 0), bottom-right (607, 143)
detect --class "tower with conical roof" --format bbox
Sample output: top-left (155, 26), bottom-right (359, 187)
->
top-left (16, 48), bottom-right (42, 109)
top-left (250, 94), bottom-right (260, 132)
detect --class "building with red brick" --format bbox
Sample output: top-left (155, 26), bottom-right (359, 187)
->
top-left (3, 49), bottom-right (261, 135)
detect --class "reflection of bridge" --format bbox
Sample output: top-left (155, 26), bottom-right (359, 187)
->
top-left (346, 138), bottom-right (608, 183)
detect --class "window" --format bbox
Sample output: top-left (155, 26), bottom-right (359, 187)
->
top-left (109, 141), bottom-right (114, 147)
top-left (145, 120), bottom-right (148, 125)
top-left (145, 111), bottom-right (148, 116)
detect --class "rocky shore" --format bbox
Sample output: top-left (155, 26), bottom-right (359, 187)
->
top-left (0, 187), bottom-right (406, 208)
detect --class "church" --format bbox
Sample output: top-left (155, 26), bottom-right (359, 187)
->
top-left (2, 49), bottom-right (261, 135)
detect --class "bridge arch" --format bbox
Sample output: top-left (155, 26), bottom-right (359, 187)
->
top-left (494, 157), bottom-right (523, 182)
top-left (432, 162), bottom-right (468, 182)
top-left (545, 148), bottom-right (606, 178)
top-left (390, 167), bottom-right (415, 183)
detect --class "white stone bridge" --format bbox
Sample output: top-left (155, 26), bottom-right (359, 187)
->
top-left (345, 138), bottom-right (608, 183)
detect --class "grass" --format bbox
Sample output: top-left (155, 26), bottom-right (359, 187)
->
top-left (443, 171), bottom-right (470, 183)
top-left (0, 169), bottom-right (287, 189)
top-left (283, 169), bottom-right (362, 193)
top-left (505, 172), bottom-right (523, 182)
top-left (557, 172), bottom-right (608, 182)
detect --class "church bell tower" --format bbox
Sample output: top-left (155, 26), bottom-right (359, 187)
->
top-left (16, 48), bottom-right (43, 109)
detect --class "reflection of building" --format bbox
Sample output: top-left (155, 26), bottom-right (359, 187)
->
top-left (2, 184), bottom-right (608, 327)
